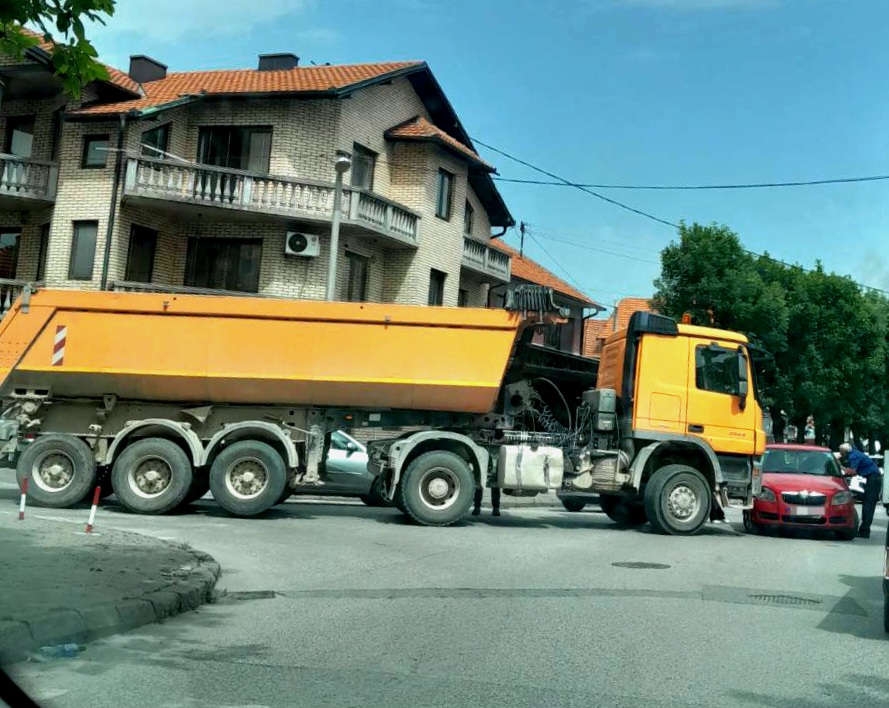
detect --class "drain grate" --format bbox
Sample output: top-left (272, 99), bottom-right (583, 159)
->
top-left (748, 593), bottom-right (821, 606)
top-left (611, 561), bottom-right (671, 570)
top-left (224, 590), bottom-right (278, 601)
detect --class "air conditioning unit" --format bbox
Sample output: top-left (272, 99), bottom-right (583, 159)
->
top-left (284, 231), bottom-right (320, 257)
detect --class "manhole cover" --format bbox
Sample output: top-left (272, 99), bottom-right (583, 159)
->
top-left (611, 562), bottom-right (671, 570)
top-left (748, 593), bottom-right (821, 606)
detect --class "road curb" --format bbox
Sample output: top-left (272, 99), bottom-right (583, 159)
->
top-left (0, 548), bottom-right (221, 665)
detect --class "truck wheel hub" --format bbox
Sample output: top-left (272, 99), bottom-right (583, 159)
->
top-left (667, 484), bottom-right (697, 519)
top-left (131, 457), bottom-right (173, 497)
top-left (417, 467), bottom-right (459, 511)
top-left (428, 478), bottom-right (449, 499)
top-left (226, 458), bottom-right (268, 499)
top-left (34, 452), bottom-right (75, 491)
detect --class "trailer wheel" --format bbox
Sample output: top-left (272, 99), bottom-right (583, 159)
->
top-left (16, 434), bottom-right (96, 508)
top-left (560, 498), bottom-right (586, 512)
top-left (209, 441), bottom-right (286, 517)
top-left (396, 451), bottom-right (473, 527)
top-left (643, 464), bottom-right (711, 536)
top-left (600, 495), bottom-right (647, 526)
top-left (111, 438), bottom-right (194, 515)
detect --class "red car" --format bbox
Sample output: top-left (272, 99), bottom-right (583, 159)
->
top-left (744, 443), bottom-right (858, 540)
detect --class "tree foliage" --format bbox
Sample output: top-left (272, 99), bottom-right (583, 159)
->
top-left (0, 1), bottom-right (115, 96)
top-left (654, 221), bottom-right (888, 447)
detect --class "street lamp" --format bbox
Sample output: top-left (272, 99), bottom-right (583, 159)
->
top-left (325, 153), bottom-right (352, 301)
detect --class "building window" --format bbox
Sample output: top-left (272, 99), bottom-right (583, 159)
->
top-left (428, 269), bottom-right (446, 306)
top-left (351, 144), bottom-right (376, 190)
top-left (140, 124), bottom-right (170, 158)
top-left (81, 134), bottom-right (110, 168)
top-left (4, 116), bottom-right (35, 158)
top-left (0, 228), bottom-right (20, 279)
top-left (69, 221), bottom-right (98, 280)
top-left (458, 288), bottom-right (469, 307)
top-left (463, 201), bottom-right (474, 235)
top-left (185, 237), bottom-right (262, 293)
top-left (435, 169), bottom-right (454, 220)
top-left (125, 225), bottom-right (158, 283)
top-left (198, 126), bottom-right (272, 173)
top-left (36, 224), bottom-right (49, 281)
top-left (342, 251), bottom-right (369, 302)
top-left (695, 344), bottom-right (742, 395)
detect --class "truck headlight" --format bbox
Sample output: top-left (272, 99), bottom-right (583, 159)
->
top-left (757, 487), bottom-right (776, 502)
top-left (831, 491), bottom-right (852, 506)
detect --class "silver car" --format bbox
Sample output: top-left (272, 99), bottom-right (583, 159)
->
top-left (292, 431), bottom-right (387, 506)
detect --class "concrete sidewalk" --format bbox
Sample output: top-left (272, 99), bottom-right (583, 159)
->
top-left (0, 515), bottom-right (220, 664)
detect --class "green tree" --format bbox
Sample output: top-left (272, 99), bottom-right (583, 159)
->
top-left (0, 1), bottom-right (115, 96)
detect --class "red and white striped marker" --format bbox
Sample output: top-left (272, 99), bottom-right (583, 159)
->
top-left (85, 486), bottom-right (101, 534)
top-left (18, 477), bottom-right (28, 520)
top-left (52, 325), bottom-right (67, 367)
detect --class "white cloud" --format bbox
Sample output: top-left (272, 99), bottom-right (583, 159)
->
top-left (91, 0), bottom-right (310, 42)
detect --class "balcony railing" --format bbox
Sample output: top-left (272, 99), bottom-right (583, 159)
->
top-left (461, 237), bottom-right (511, 282)
top-left (0, 279), bottom-right (43, 317)
top-left (124, 157), bottom-right (420, 246)
top-left (0, 154), bottom-right (58, 202)
top-left (110, 281), bottom-right (276, 298)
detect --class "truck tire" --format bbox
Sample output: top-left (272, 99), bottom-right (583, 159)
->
top-left (600, 495), bottom-right (647, 526)
top-left (643, 464), bottom-right (711, 536)
top-left (884, 596), bottom-right (889, 634)
top-left (396, 450), bottom-right (473, 527)
top-left (561, 498), bottom-right (586, 512)
top-left (209, 440), bottom-right (286, 517)
top-left (16, 434), bottom-right (96, 508)
top-left (111, 438), bottom-right (194, 515)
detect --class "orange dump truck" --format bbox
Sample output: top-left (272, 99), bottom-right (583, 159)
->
top-left (0, 287), bottom-right (764, 534)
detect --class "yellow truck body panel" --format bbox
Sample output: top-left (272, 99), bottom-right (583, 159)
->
top-left (0, 291), bottom-right (524, 414)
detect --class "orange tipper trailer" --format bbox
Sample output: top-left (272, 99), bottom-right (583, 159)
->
top-left (0, 287), bottom-right (763, 533)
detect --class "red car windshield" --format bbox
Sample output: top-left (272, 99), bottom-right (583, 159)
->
top-left (762, 449), bottom-right (841, 477)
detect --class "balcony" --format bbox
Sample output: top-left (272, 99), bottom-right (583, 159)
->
top-left (0, 279), bottom-right (43, 317)
top-left (0, 155), bottom-right (58, 207)
top-left (461, 237), bottom-right (511, 283)
top-left (123, 157), bottom-right (420, 248)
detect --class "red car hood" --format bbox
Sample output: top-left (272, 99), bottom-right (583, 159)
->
top-left (761, 472), bottom-right (847, 493)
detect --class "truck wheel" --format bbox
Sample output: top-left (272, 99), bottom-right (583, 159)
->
top-left (884, 597), bottom-right (889, 634)
top-left (16, 434), bottom-right (96, 508)
top-left (209, 441), bottom-right (286, 517)
top-left (561, 498), bottom-right (586, 512)
top-left (600, 495), bottom-right (647, 526)
top-left (643, 464), bottom-right (711, 536)
top-left (396, 451), bottom-right (473, 527)
top-left (111, 438), bottom-right (194, 515)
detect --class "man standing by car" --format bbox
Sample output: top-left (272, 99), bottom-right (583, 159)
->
top-left (840, 442), bottom-right (882, 538)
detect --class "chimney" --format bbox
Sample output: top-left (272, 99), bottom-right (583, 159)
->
top-left (258, 53), bottom-right (299, 71)
top-left (128, 55), bottom-right (167, 83)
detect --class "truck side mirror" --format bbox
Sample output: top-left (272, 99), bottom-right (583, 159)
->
top-left (737, 349), bottom-right (749, 411)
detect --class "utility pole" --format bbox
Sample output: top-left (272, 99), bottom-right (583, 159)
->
top-left (325, 153), bottom-right (352, 301)
top-left (519, 221), bottom-right (525, 257)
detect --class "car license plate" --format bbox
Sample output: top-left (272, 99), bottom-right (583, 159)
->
top-left (793, 506), bottom-right (824, 516)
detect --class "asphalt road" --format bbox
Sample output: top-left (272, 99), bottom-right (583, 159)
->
top-left (3, 485), bottom-right (888, 708)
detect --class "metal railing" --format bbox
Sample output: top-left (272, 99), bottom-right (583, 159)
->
top-left (110, 281), bottom-right (277, 298)
top-left (124, 157), bottom-right (420, 245)
top-left (0, 154), bottom-right (58, 201)
top-left (461, 237), bottom-right (511, 281)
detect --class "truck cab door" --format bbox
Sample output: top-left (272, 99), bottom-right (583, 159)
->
top-left (685, 339), bottom-right (756, 455)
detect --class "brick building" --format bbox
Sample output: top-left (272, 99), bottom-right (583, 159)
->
top-left (0, 34), bottom-right (514, 309)
top-left (582, 297), bottom-right (653, 358)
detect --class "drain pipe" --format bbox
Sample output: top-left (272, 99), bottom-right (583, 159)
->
top-left (579, 304), bottom-right (607, 356)
top-left (99, 113), bottom-right (129, 290)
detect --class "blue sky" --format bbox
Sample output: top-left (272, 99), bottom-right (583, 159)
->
top-left (89, 0), bottom-right (889, 307)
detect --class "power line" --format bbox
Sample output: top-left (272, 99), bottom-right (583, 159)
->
top-left (472, 137), bottom-right (679, 229)
top-left (494, 174), bottom-right (889, 191)
top-left (531, 229), bottom-right (660, 266)
top-left (526, 233), bottom-right (588, 294)
top-left (475, 137), bottom-right (889, 297)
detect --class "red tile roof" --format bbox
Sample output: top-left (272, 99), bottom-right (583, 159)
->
top-left (20, 27), bottom-right (140, 95)
top-left (67, 61), bottom-right (424, 116)
top-left (491, 240), bottom-right (600, 307)
top-left (385, 116), bottom-right (493, 171)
